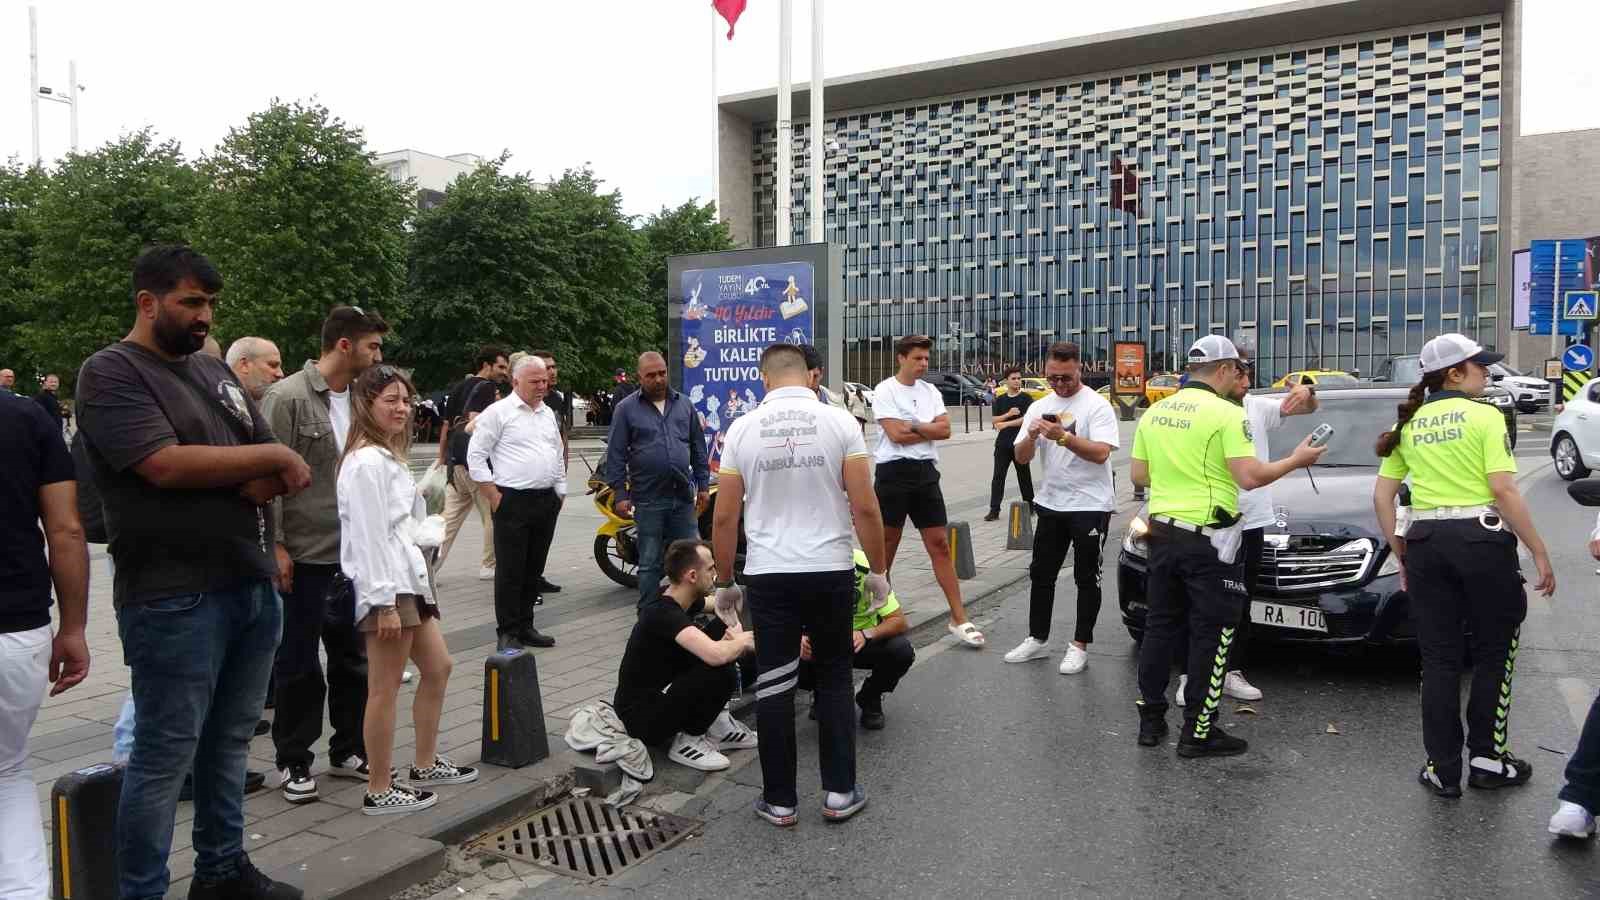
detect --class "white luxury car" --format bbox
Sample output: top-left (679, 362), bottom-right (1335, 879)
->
top-left (1489, 362), bottom-right (1551, 413)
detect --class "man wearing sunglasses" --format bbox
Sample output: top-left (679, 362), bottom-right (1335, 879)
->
top-left (260, 305), bottom-right (389, 805)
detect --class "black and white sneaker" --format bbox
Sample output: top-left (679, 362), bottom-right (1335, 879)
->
top-left (362, 784), bottom-right (437, 816)
top-left (327, 755), bottom-right (371, 780)
top-left (1418, 761), bottom-right (1463, 799)
top-left (408, 755), bottom-right (479, 786)
top-left (1468, 753), bottom-right (1533, 790)
top-left (278, 764), bottom-right (317, 804)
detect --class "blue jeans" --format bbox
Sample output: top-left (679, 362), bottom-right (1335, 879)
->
top-left (117, 580), bottom-right (281, 900)
top-left (634, 496), bottom-right (700, 607)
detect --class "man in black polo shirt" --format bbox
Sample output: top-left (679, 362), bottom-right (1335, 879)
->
top-left (986, 366), bottom-right (1035, 521)
top-left (0, 388), bottom-right (89, 900)
top-left (77, 244), bottom-right (310, 900)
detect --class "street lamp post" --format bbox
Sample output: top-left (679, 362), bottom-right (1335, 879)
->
top-left (28, 6), bottom-right (84, 163)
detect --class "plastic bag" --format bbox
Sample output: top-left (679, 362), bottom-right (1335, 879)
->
top-left (414, 514), bottom-right (446, 550)
top-left (418, 462), bottom-right (448, 516)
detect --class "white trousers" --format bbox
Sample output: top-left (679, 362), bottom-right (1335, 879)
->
top-left (0, 625), bottom-right (50, 900)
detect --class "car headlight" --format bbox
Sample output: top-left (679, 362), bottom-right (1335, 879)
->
top-left (1376, 551), bottom-right (1401, 578)
top-left (1123, 515), bottom-right (1149, 558)
top-left (1488, 393), bottom-right (1512, 407)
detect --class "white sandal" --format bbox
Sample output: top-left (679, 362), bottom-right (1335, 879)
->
top-left (948, 621), bottom-right (986, 647)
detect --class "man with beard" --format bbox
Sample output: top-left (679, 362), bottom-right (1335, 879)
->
top-left (260, 307), bottom-right (388, 804)
top-left (603, 352), bottom-right (709, 608)
top-left (76, 244), bottom-right (310, 900)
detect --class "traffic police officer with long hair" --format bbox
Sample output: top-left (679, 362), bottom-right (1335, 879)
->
top-left (1373, 334), bottom-right (1556, 799)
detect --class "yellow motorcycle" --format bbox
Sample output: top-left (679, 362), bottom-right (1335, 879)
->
top-left (582, 456), bottom-right (734, 589)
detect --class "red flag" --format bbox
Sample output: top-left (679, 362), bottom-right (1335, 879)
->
top-left (713, 0), bottom-right (747, 39)
top-left (1111, 154), bottom-right (1139, 216)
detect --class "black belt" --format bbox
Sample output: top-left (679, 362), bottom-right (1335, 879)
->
top-left (498, 485), bottom-right (558, 495)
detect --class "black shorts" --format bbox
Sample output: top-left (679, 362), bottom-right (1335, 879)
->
top-left (874, 459), bottom-right (948, 530)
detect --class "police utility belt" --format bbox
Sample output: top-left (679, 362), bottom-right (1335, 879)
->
top-left (1393, 504), bottom-right (1503, 537)
top-left (1150, 512), bottom-right (1246, 565)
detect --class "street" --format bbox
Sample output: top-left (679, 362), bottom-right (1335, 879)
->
top-left (508, 421), bottom-right (1600, 899)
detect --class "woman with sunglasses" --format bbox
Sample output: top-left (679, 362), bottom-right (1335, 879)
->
top-left (337, 365), bottom-right (477, 815)
top-left (1373, 334), bottom-right (1555, 800)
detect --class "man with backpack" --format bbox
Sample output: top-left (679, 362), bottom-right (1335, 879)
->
top-left (437, 347), bottom-right (510, 578)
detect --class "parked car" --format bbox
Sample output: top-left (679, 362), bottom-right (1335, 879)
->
top-left (1371, 354), bottom-right (1517, 449)
top-left (921, 371), bottom-right (993, 406)
top-left (1022, 377), bottom-right (1051, 401)
top-left (1551, 374), bottom-right (1600, 480)
top-left (1144, 373), bottom-right (1182, 406)
top-left (1487, 362), bottom-right (1551, 413)
top-left (1271, 369), bottom-right (1361, 388)
top-left (1118, 385), bottom-right (1411, 646)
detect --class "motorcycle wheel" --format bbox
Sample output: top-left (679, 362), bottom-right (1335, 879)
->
top-left (594, 529), bottom-right (640, 589)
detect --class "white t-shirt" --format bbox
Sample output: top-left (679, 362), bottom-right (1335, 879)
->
top-left (720, 385), bottom-right (869, 575)
top-left (1022, 388), bottom-right (1121, 513)
top-left (1237, 394), bottom-right (1285, 529)
top-left (328, 388), bottom-right (351, 453)
top-left (870, 377), bottom-right (947, 464)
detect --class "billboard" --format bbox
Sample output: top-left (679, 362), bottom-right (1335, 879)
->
top-left (1512, 248), bottom-right (1530, 330)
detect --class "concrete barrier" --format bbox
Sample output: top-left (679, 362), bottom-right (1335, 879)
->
top-left (1005, 501), bottom-right (1034, 550)
top-left (947, 521), bottom-right (976, 579)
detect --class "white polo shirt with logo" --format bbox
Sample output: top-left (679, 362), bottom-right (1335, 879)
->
top-left (870, 376), bottom-right (947, 464)
top-left (719, 385), bottom-right (869, 575)
top-left (1020, 386), bottom-right (1121, 513)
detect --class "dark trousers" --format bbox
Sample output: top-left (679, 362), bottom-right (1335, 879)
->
top-left (988, 442), bottom-right (1034, 516)
top-left (620, 658), bottom-right (735, 747)
top-left (1178, 527), bottom-right (1263, 672)
top-left (271, 562), bottom-right (367, 769)
top-left (1135, 523), bottom-right (1247, 737)
top-left (1561, 692), bottom-right (1600, 813)
top-left (1405, 519), bottom-right (1527, 783)
top-left (1027, 508), bottom-right (1111, 644)
top-left (798, 634), bottom-right (916, 699)
top-left (748, 570), bottom-right (856, 808)
top-left (492, 486), bottom-right (561, 637)
top-left (634, 496), bottom-right (701, 608)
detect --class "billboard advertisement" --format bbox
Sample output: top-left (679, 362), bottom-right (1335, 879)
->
top-left (1513, 248), bottom-right (1530, 330)
top-left (1113, 342), bottom-right (1147, 396)
top-left (678, 262), bottom-right (816, 470)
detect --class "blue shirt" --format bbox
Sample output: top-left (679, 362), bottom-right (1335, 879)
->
top-left (603, 389), bottom-right (709, 503)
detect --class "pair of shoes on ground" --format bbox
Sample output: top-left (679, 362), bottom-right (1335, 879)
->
top-left (755, 785), bottom-right (868, 827)
top-left (807, 689), bottom-right (888, 730)
top-left (187, 853), bottom-right (301, 900)
top-left (1418, 754), bottom-right (1534, 800)
top-left (667, 711), bottom-right (760, 772)
top-left (497, 628), bottom-right (556, 650)
top-left (1133, 701), bottom-right (1248, 757)
top-left (278, 754), bottom-right (478, 814)
top-left (1002, 637), bottom-right (1089, 674)
top-left (1173, 671), bottom-right (1264, 705)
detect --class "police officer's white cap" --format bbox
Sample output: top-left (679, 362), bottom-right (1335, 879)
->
top-left (1418, 333), bottom-right (1504, 374)
top-left (1186, 335), bottom-right (1241, 364)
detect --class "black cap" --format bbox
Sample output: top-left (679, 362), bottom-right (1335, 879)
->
top-left (801, 344), bottom-right (823, 371)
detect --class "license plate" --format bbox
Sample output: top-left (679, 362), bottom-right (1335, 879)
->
top-left (1250, 601), bottom-right (1327, 633)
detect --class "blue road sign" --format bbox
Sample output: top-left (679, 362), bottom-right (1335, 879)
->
top-left (1564, 290), bottom-right (1600, 320)
top-left (1563, 344), bottom-right (1595, 372)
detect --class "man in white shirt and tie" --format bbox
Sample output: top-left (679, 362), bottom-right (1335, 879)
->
top-left (468, 356), bottom-right (566, 650)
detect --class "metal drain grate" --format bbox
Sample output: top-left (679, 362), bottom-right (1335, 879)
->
top-left (475, 797), bottom-right (700, 882)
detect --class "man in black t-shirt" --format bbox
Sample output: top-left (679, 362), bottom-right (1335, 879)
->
top-left (33, 373), bottom-right (65, 433)
top-left (76, 244), bottom-right (309, 900)
top-left (437, 346), bottom-right (509, 576)
top-left (614, 540), bottom-right (756, 772)
top-left (987, 366), bottom-right (1035, 521)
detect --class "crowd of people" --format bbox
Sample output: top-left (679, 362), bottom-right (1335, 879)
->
top-left (7, 242), bottom-right (1600, 900)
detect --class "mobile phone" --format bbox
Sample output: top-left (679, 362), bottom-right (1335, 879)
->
top-left (1307, 423), bottom-right (1334, 448)
top-left (1042, 413), bottom-right (1059, 423)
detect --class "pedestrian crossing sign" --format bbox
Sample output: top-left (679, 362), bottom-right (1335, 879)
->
top-left (1563, 290), bottom-right (1599, 320)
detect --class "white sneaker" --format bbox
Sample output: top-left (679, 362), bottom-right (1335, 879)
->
top-left (668, 733), bottom-right (730, 772)
top-left (278, 765), bottom-right (317, 804)
top-left (1003, 637), bottom-right (1051, 664)
top-left (478, 567), bottom-right (496, 581)
top-left (1059, 644), bottom-right (1089, 675)
top-left (1175, 674), bottom-right (1187, 707)
top-left (1549, 801), bottom-right (1597, 838)
top-left (707, 710), bottom-right (758, 750)
top-left (1223, 670), bottom-right (1263, 701)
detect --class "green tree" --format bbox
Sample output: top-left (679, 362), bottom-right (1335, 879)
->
top-left (196, 99), bottom-right (413, 362)
top-left (0, 160), bottom-right (46, 384)
top-left (22, 131), bottom-right (204, 390)
top-left (636, 198), bottom-right (734, 345)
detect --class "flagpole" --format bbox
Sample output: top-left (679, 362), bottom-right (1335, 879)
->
top-left (807, 0), bottom-right (824, 244)
top-left (775, 0), bottom-right (793, 247)
top-left (710, 5), bottom-right (719, 216)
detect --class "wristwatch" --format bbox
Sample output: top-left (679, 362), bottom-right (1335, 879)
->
top-left (715, 580), bottom-right (736, 590)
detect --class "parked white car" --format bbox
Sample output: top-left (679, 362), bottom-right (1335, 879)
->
top-left (1551, 375), bottom-right (1600, 480)
top-left (1489, 363), bottom-right (1551, 413)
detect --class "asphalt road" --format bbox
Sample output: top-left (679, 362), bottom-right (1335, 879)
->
top-left (518, 425), bottom-right (1600, 899)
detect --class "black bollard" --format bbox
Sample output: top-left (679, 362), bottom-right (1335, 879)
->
top-left (481, 648), bottom-right (550, 768)
top-left (51, 762), bottom-right (123, 900)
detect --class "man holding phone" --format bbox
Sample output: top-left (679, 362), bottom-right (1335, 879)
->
top-left (1004, 342), bottom-right (1120, 674)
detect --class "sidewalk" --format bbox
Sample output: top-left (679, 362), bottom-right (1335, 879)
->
top-left (24, 419), bottom-right (1123, 899)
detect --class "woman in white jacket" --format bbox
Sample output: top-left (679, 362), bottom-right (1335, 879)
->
top-left (337, 365), bottom-right (477, 815)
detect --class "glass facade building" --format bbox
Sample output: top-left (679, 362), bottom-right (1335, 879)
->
top-left (739, 16), bottom-right (1506, 386)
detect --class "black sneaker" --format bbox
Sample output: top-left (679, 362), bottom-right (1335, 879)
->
top-left (857, 692), bottom-right (885, 731)
top-left (517, 628), bottom-right (556, 648)
top-left (188, 853), bottom-right (301, 900)
top-left (362, 783), bottom-right (438, 816)
top-left (409, 754), bottom-right (480, 786)
top-left (1468, 753), bottom-right (1534, 790)
top-left (538, 577), bottom-right (562, 593)
top-left (1136, 700), bottom-right (1168, 748)
top-left (254, 719), bottom-right (271, 737)
top-left (278, 764), bottom-right (317, 804)
top-left (1176, 724), bottom-right (1248, 758)
top-left (1419, 761), bottom-right (1463, 799)
top-left (983, 512), bottom-right (1000, 522)
top-left (496, 632), bottom-right (525, 651)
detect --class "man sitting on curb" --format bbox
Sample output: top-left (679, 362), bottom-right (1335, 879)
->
top-left (613, 539), bottom-right (758, 772)
top-left (802, 549), bottom-right (915, 730)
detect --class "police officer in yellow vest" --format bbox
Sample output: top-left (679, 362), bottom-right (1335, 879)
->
top-left (1372, 333), bottom-right (1556, 799)
top-left (1131, 336), bottom-right (1326, 756)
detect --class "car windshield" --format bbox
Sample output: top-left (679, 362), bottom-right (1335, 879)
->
top-left (1389, 357), bottom-right (1424, 385)
top-left (1314, 373), bottom-right (1360, 386)
top-left (1490, 362), bottom-right (1526, 378)
top-left (1266, 394), bottom-right (1393, 467)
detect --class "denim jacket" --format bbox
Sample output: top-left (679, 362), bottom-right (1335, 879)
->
top-left (602, 389), bottom-right (708, 503)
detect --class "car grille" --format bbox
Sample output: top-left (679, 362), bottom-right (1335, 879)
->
top-left (1259, 536), bottom-right (1373, 594)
